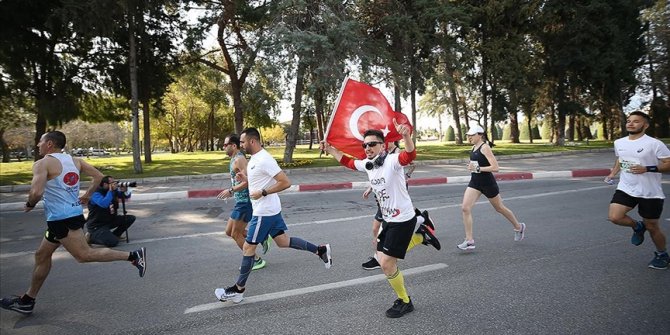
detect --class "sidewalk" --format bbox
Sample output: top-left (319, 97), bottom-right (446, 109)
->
top-left (0, 149), bottom-right (614, 211)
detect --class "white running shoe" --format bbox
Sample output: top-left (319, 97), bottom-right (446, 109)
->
top-left (215, 286), bottom-right (244, 303)
top-left (514, 223), bottom-right (526, 241)
top-left (457, 239), bottom-right (475, 250)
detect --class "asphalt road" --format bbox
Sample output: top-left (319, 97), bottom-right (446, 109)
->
top-left (1, 178), bottom-right (669, 334)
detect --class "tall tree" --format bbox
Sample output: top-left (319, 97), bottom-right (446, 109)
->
top-left (0, 0), bottom-right (95, 159)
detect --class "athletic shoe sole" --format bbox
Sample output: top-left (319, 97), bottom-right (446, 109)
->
top-left (214, 288), bottom-right (244, 303)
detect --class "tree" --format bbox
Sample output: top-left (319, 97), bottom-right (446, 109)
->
top-left (0, 0), bottom-right (96, 160)
top-left (190, 0), bottom-right (280, 134)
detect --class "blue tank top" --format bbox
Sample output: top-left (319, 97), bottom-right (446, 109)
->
top-left (43, 153), bottom-right (84, 221)
top-left (230, 152), bottom-right (250, 203)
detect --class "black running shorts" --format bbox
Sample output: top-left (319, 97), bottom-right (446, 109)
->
top-left (610, 189), bottom-right (664, 220)
top-left (45, 215), bottom-right (86, 243)
top-left (376, 216), bottom-right (416, 259)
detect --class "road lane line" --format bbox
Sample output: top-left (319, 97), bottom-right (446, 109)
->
top-left (184, 263), bottom-right (448, 314)
top-left (0, 185), bottom-right (612, 258)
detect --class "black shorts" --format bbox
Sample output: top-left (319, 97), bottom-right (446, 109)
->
top-left (377, 216), bottom-right (416, 259)
top-left (45, 215), bottom-right (86, 243)
top-left (468, 179), bottom-right (500, 198)
top-left (374, 205), bottom-right (383, 222)
top-left (610, 190), bottom-right (664, 219)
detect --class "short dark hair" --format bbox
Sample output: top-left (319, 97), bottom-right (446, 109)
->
top-left (100, 175), bottom-right (113, 187)
top-left (241, 128), bottom-right (261, 142)
top-left (363, 129), bottom-right (384, 142)
top-left (43, 131), bottom-right (66, 149)
top-left (629, 111), bottom-right (651, 124)
top-left (226, 134), bottom-right (240, 147)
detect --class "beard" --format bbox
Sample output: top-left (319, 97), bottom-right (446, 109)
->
top-left (627, 128), bottom-right (644, 135)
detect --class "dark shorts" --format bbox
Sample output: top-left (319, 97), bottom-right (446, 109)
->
top-left (230, 201), bottom-right (252, 223)
top-left (374, 205), bottom-right (383, 222)
top-left (468, 178), bottom-right (499, 198)
top-left (377, 216), bottom-right (416, 259)
top-left (45, 215), bottom-right (86, 243)
top-left (246, 212), bottom-right (288, 245)
top-left (610, 190), bottom-right (664, 219)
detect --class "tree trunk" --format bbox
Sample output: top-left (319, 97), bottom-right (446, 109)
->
top-left (410, 76), bottom-right (417, 143)
top-left (283, 61), bottom-right (307, 163)
top-left (142, 99), bottom-right (152, 163)
top-left (314, 88), bottom-right (325, 142)
top-left (446, 64), bottom-right (463, 144)
top-left (129, 5), bottom-right (143, 174)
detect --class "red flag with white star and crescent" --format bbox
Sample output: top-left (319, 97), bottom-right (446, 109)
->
top-left (324, 78), bottom-right (413, 159)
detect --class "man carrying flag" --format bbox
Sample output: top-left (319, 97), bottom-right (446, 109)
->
top-left (321, 112), bottom-right (440, 317)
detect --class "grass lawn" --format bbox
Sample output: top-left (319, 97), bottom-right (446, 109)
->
top-left (0, 140), bottom-right (614, 186)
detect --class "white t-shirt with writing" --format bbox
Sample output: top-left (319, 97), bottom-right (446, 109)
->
top-left (614, 134), bottom-right (670, 199)
top-left (354, 153), bottom-right (414, 222)
top-left (247, 149), bottom-right (282, 216)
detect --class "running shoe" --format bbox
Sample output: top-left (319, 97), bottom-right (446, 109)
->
top-left (648, 251), bottom-right (669, 270)
top-left (457, 239), bottom-right (475, 251)
top-left (631, 221), bottom-right (646, 246)
top-left (514, 223), bottom-right (526, 241)
top-left (385, 297), bottom-right (414, 318)
top-left (214, 285), bottom-right (245, 303)
top-left (317, 244), bottom-right (332, 269)
top-left (131, 247), bottom-right (147, 277)
top-left (0, 295), bottom-right (34, 315)
top-left (418, 224), bottom-right (441, 250)
top-left (361, 256), bottom-right (380, 270)
top-left (422, 210), bottom-right (435, 230)
top-left (252, 257), bottom-right (266, 271)
top-left (261, 235), bottom-right (272, 255)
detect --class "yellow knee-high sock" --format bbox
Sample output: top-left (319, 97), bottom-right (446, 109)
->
top-left (386, 268), bottom-right (409, 303)
top-left (406, 233), bottom-right (424, 252)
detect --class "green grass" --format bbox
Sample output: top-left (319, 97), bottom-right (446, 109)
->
top-left (0, 140), bottom-right (614, 186)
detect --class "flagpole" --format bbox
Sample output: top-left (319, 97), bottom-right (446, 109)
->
top-left (323, 76), bottom-right (350, 141)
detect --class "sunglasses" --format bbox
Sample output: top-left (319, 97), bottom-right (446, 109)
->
top-left (223, 143), bottom-right (233, 147)
top-left (362, 141), bottom-right (382, 149)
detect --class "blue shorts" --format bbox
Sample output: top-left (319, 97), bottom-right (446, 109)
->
top-left (246, 212), bottom-right (288, 245)
top-left (230, 201), bottom-right (252, 223)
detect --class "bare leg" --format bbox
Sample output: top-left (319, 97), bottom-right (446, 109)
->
top-left (225, 218), bottom-right (247, 250)
top-left (371, 219), bottom-right (381, 251)
top-left (644, 219), bottom-right (667, 251)
top-left (25, 238), bottom-right (60, 298)
top-left (607, 203), bottom-right (637, 228)
top-left (461, 187), bottom-right (482, 241)
top-left (488, 195), bottom-right (522, 230)
top-left (59, 229), bottom-right (130, 263)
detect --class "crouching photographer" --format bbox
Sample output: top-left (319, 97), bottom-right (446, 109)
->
top-left (85, 176), bottom-right (137, 247)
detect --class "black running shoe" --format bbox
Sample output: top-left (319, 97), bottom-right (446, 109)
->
top-left (1, 295), bottom-right (34, 315)
top-left (419, 224), bottom-right (441, 250)
top-left (131, 247), bottom-right (147, 277)
top-left (385, 297), bottom-right (414, 318)
top-left (317, 244), bottom-right (332, 269)
top-left (421, 210), bottom-right (435, 231)
top-left (361, 257), bottom-right (380, 270)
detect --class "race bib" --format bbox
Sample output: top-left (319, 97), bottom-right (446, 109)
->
top-left (619, 158), bottom-right (639, 173)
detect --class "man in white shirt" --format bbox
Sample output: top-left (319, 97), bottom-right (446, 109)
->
top-left (321, 119), bottom-right (440, 318)
top-left (605, 111), bottom-right (670, 269)
top-left (215, 128), bottom-right (332, 303)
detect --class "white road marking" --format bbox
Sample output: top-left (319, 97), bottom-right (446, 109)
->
top-left (184, 263), bottom-right (448, 314)
top-left (0, 185), bottom-right (614, 259)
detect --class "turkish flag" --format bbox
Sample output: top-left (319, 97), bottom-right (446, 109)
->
top-left (325, 78), bottom-right (412, 159)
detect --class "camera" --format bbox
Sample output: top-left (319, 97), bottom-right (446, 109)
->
top-left (118, 181), bottom-right (137, 188)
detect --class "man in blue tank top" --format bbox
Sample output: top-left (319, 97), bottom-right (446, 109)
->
top-left (217, 134), bottom-right (267, 270)
top-left (0, 131), bottom-right (147, 315)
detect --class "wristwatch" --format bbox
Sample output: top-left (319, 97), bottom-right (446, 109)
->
top-left (476, 166), bottom-right (481, 173)
top-left (261, 189), bottom-right (268, 197)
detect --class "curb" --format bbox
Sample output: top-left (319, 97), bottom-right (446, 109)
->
top-left (0, 168), bottom-right (610, 212)
top-left (0, 148), bottom-right (614, 193)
